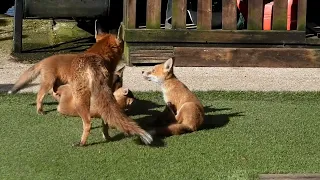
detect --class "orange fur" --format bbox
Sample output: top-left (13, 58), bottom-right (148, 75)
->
top-left (52, 86), bottom-right (135, 117)
top-left (142, 58), bottom-right (204, 136)
top-left (9, 30), bottom-right (123, 114)
top-left (10, 23), bottom-right (152, 146)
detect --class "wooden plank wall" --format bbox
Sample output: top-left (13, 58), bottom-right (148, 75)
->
top-left (123, 0), bottom-right (136, 29)
top-left (124, 0), bottom-right (311, 67)
top-left (146, 0), bottom-right (161, 29)
top-left (197, 0), bottom-right (212, 30)
top-left (222, 0), bottom-right (237, 30)
top-left (297, 0), bottom-right (307, 31)
top-left (272, 0), bottom-right (288, 30)
top-left (247, 0), bottom-right (263, 30)
top-left (172, 0), bottom-right (187, 29)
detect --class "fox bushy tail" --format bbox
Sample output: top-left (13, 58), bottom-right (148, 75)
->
top-left (100, 103), bottom-right (153, 144)
top-left (8, 63), bottom-right (41, 94)
top-left (91, 67), bottom-right (153, 145)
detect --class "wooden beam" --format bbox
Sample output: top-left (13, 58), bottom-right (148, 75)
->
top-left (13, 0), bottom-right (23, 53)
top-left (272, 0), bottom-right (288, 30)
top-left (146, 0), bottom-right (161, 29)
top-left (129, 45), bottom-right (174, 64)
top-left (247, 0), bottom-right (263, 30)
top-left (124, 0), bottom-right (136, 29)
top-left (222, 0), bottom-right (237, 30)
top-left (173, 47), bottom-right (320, 67)
top-left (172, 0), bottom-right (187, 29)
top-left (197, 0), bottom-right (212, 30)
top-left (125, 29), bottom-right (306, 44)
top-left (297, 0), bottom-right (307, 31)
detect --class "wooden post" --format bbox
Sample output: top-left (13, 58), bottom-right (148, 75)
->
top-left (197, 0), bottom-right (212, 30)
top-left (272, 0), bottom-right (288, 30)
top-left (297, 0), bottom-right (307, 31)
top-left (247, 0), bottom-right (263, 30)
top-left (222, 0), bottom-right (237, 30)
top-left (172, 0), bottom-right (187, 29)
top-left (123, 0), bottom-right (136, 29)
top-left (13, 0), bottom-right (23, 53)
top-left (123, 0), bottom-right (137, 66)
top-left (146, 0), bottom-right (161, 29)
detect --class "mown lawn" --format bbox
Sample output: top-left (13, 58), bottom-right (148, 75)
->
top-left (0, 91), bottom-right (319, 180)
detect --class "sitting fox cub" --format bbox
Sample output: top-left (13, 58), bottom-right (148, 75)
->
top-left (142, 58), bottom-right (204, 136)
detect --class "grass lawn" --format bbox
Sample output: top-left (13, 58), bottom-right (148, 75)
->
top-left (0, 91), bottom-right (319, 180)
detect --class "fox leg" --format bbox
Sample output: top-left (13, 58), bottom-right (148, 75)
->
top-left (73, 90), bottom-right (91, 147)
top-left (154, 103), bottom-right (176, 126)
top-left (36, 77), bottom-right (56, 114)
top-left (101, 120), bottom-right (111, 140)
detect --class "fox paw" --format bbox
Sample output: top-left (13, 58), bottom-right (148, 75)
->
top-left (37, 109), bottom-right (45, 115)
top-left (72, 141), bottom-right (86, 147)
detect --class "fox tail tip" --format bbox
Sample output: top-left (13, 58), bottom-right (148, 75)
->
top-left (139, 132), bottom-right (153, 145)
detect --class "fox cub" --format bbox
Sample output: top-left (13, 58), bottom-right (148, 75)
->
top-left (142, 58), bottom-right (204, 136)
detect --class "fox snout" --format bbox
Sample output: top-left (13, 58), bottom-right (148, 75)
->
top-left (142, 71), bottom-right (151, 81)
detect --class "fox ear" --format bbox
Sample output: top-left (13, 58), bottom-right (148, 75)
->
top-left (122, 87), bottom-right (129, 95)
top-left (117, 22), bottom-right (124, 41)
top-left (94, 19), bottom-right (103, 38)
top-left (164, 58), bottom-right (174, 72)
top-left (116, 66), bottom-right (125, 77)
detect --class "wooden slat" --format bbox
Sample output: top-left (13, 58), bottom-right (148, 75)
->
top-left (272, 0), bottom-right (288, 30)
top-left (222, 0), bottom-right (237, 30)
top-left (197, 0), bottom-right (212, 30)
top-left (247, 0), bottom-right (263, 30)
top-left (260, 174), bottom-right (320, 180)
top-left (13, 0), bottom-right (23, 53)
top-left (172, 0), bottom-right (187, 29)
top-left (297, 0), bottom-right (307, 31)
top-left (174, 47), bottom-right (320, 67)
top-left (125, 29), bottom-right (306, 44)
top-left (124, 0), bottom-right (136, 29)
top-left (146, 0), bottom-right (161, 29)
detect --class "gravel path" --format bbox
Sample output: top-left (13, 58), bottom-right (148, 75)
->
top-left (1, 56), bottom-right (320, 93)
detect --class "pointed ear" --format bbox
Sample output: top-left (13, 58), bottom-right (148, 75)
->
top-left (117, 22), bottom-right (124, 41)
top-left (116, 66), bottom-right (125, 77)
top-left (163, 58), bottom-right (174, 72)
top-left (95, 19), bottom-right (103, 38)
top-left (122, 87), bottom-right (129, 95)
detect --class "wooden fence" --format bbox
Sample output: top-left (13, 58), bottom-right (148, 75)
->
top-left (122, 0), bottom-right (320, 67)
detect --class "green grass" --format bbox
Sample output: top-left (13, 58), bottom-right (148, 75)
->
top-left (1, 91), bottom-right (320, 180)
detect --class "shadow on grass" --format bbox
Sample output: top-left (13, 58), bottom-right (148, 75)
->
top-left (200, 106), bottom-right (245, 130)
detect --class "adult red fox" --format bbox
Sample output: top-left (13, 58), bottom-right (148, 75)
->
top-left (10, 23), bottom-right (153, 146)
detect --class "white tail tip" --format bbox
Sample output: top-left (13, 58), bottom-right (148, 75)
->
top-left (140, 132), bottom-right (153, 145)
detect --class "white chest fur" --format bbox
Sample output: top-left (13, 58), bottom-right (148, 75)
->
top-left (161, 87), bottom-right (168, 103)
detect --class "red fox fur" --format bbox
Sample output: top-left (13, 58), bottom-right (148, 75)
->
top-left (10, 23), bottom-right (152, 146)
top-left (142, 58), bottom-right (204, 136)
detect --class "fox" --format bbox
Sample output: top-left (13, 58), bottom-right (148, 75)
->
top-left (52, 86), bottom-right (136, 117)
top-left (8, 21), bottom-right (122, 115)
top-left (11, 23), bottom-right (153, 146)
top-left (142, 57), bottom-right (204, 136)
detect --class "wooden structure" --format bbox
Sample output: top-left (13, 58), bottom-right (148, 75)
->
top-left (13, 0), bottom-right (110, 53)
top-left (122, 0), bottom-right (320, 67)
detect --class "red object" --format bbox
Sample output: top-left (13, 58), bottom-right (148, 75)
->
top-left (263, 2), bottom-right (274, 30)
top-left (263, 0), bottom-right (298, 30)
